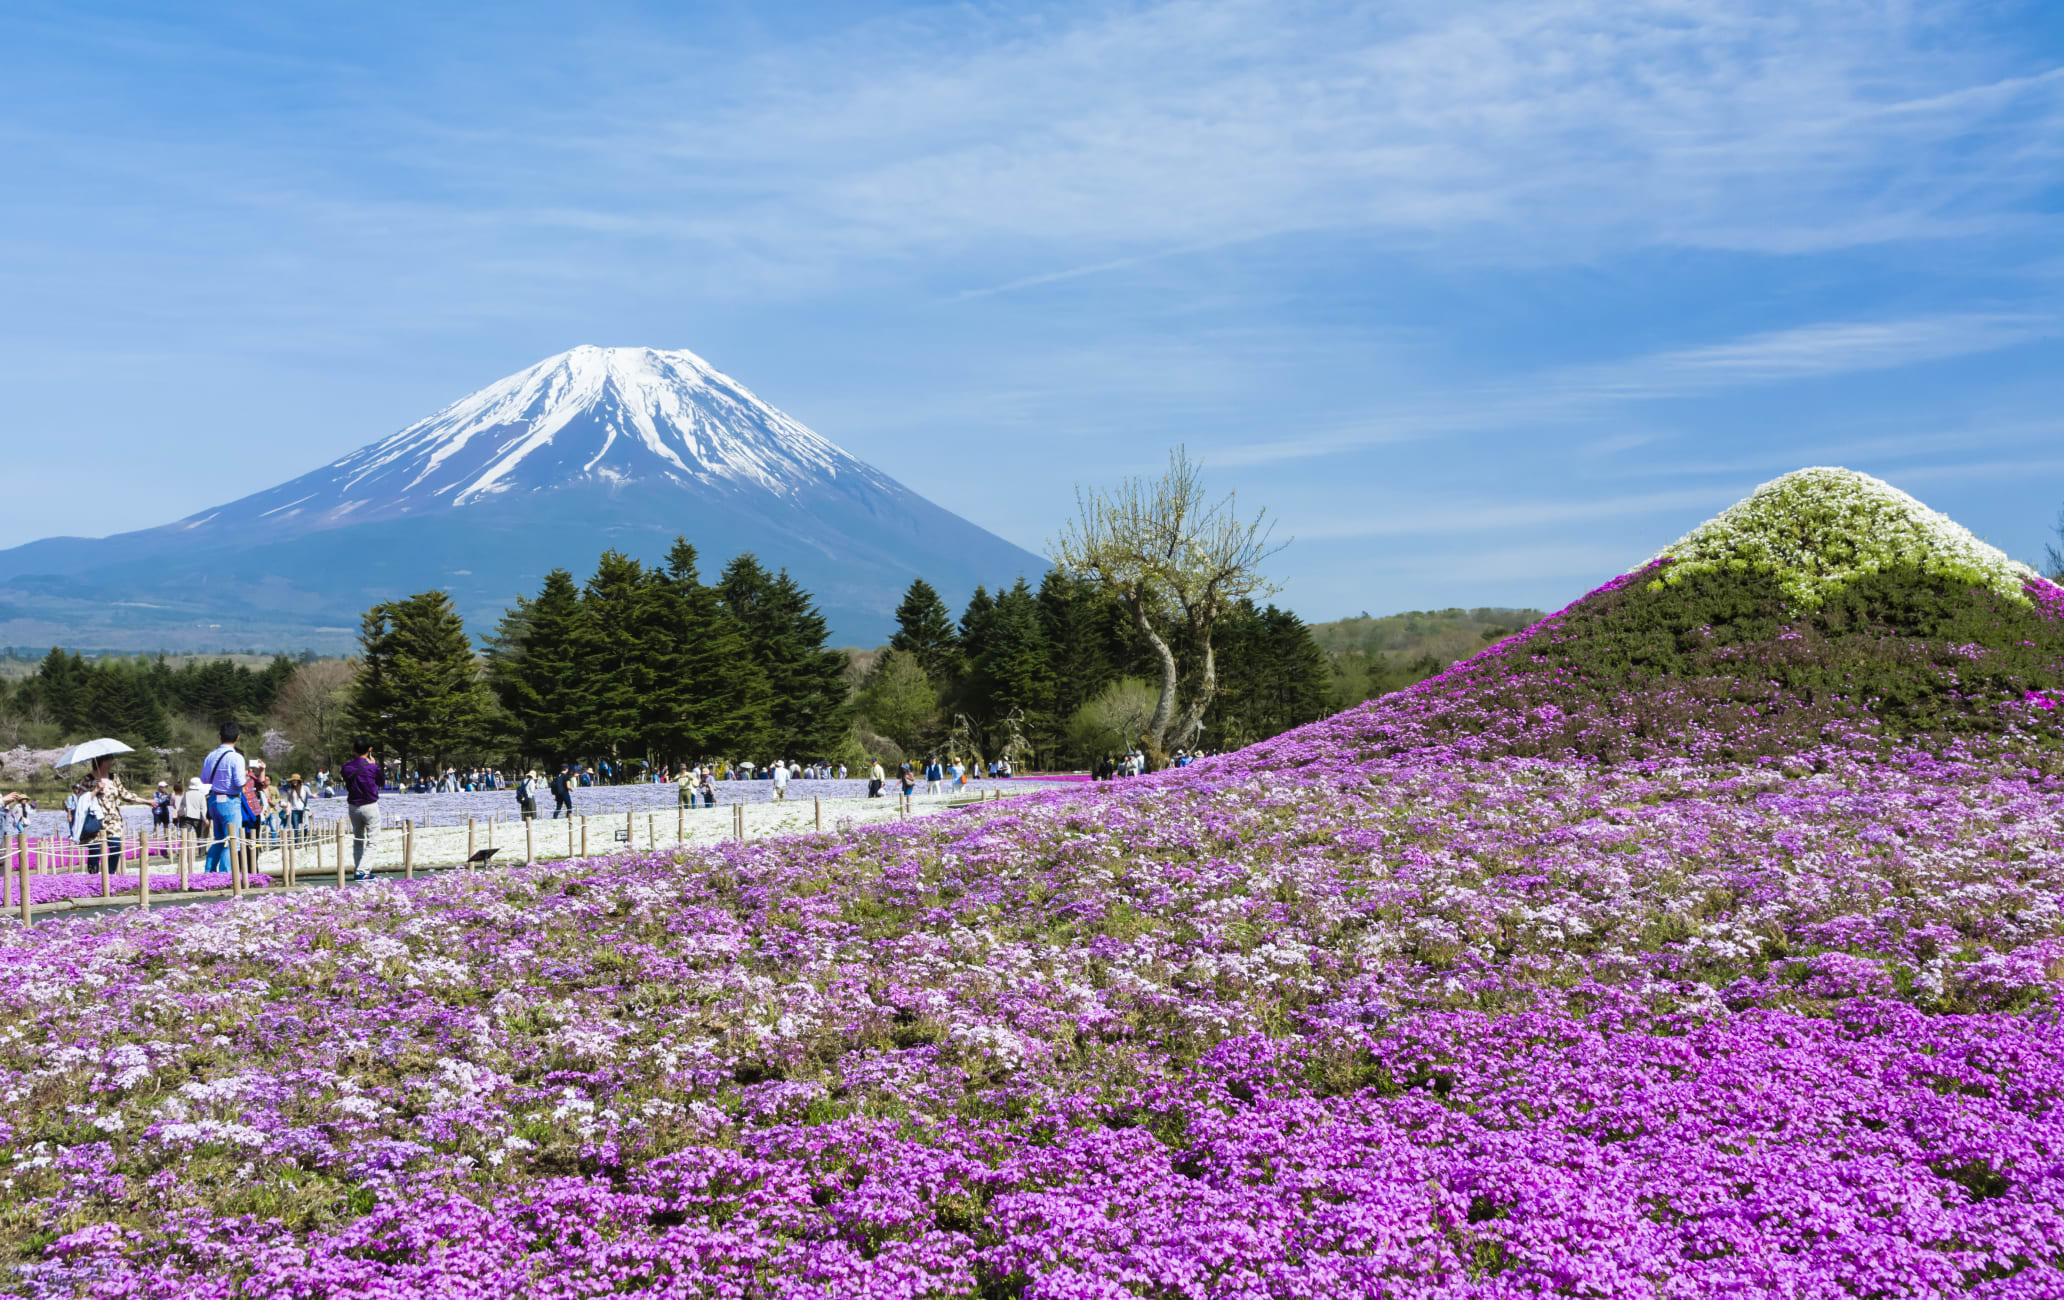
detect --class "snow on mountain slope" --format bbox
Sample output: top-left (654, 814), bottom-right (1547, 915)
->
top-left (0, 344), bottom-right (1043, 650)
top-left (182, 345), bottom-right (898, 536)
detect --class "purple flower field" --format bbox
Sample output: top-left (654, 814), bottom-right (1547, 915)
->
top-left (3, 872), bottom-right (271, 909)
top-left (3, 493), bottom-right (2062, 1295)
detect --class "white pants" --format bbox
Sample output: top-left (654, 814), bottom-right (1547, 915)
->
top-left (350, 803), bottom-right (381, 873)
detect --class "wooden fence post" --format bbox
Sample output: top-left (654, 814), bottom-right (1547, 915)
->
top-left (17, 832), bottom-right (29, 926)
top-left (525, 817), bottom-right (535, 866)
top-left (229, 822), bottom-right (244, 898)
top-left (733, 802), bottom-right (743, 841)
top-left (580, 816), bottom-right (588, 858)
top-left (138, 834), bottom-right (150, 911)
top-left (404, 820), bottom-right (415, 879)
top-left (336, 819), bottom-right (346, 890)
top-left (677, 803), bottom-right (684, 843)
top-left (815, 796), bottom-right (822, 832)
top-left (467, 818), bottom-right (476, 865)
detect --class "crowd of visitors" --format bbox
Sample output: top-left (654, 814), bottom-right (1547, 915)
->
top-left (3, 727), bottom-right (1049, 886)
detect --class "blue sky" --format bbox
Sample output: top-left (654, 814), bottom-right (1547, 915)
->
top-left (3, 0), bottom-right (2061, 622)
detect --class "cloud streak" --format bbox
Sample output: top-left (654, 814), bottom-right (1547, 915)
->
top-left (1215, 311), bottom-right (2054, 466)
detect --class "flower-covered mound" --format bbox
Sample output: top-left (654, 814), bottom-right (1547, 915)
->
top-left (1649, 467), bottom-right (2045, 608)
top-left (1304, 555), bottom-right (2064, 766)
top-left (3, 475), bottom-right (2064, 1296)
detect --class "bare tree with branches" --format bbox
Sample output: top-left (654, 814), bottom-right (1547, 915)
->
top-left (1052, 447), bottom-right (1285, 763)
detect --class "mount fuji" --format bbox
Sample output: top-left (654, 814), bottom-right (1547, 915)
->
top-left (0, 346), bottom-right (1044, 651)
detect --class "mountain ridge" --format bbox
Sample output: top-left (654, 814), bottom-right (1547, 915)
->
top-left (0, 346), bottom-right (1044, 651)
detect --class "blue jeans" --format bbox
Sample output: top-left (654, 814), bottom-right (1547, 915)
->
top-left (206, 794), bottom-right (240, 874)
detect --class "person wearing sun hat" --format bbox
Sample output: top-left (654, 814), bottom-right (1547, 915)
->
top-left (281, 772), bottom-right (308, 839)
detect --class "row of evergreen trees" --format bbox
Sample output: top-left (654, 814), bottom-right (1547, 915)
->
top-left (341, 543), bottom-right (1334, 776)
top-left (873, 574), bottom-right (1331, 765)
top-left (2, 650), bottom-right (298, 748)
top-left (347, 540), bottom-right (852, 774)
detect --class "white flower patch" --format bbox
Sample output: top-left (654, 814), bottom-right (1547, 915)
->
top-left (416, 1057), bottom-right (510, 1108)
top-left (1645, 467), bottom-right (2043, 606)
top-left (550, 1025), bottom-right (621, 1061)
top-left (357, 935), bottom-right (409, 962)
top-left (950, 1023), bottom-right (1030, 1072)
top-left (154, 1119), bottom-right (268, 1150)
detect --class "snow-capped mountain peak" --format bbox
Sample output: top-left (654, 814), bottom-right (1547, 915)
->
top-left (327, 345), bottom-right (880, 510)
top-left (191, 345), bottom-right (893, 538)
top-left (1, 343), bottom-right (1044, 649)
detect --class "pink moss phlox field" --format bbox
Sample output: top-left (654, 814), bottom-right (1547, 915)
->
top-left (3, 576), bottom-right (2063, 1295)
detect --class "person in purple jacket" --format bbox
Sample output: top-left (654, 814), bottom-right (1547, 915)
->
top-left (341, 736), bottom-right (382, 881)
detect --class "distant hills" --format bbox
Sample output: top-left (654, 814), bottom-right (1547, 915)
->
top-left (1308, 606), bottom-right (1547, 704)
top-left (0, 346), bottom-right (1044, 652)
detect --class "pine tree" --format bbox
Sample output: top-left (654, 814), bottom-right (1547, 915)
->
top-left (719, 554), bottom-right (849, 758)
top-left (348, 605), bottom-right (399, 744)
top-left (1037, 569), bottom-right (1119, 744)
top-left (1201, 602), bottom-right (1332, 748)
top-left (964, 578), bottom-right (1053, 757)
top-left (350, 591), bottom-right (496, 771)
top-left (890, 579), bottom-right (961, 685)
top-left (1255, 605), bottom-right (1332, 735)
top-left (763, 571), bottom-right (853, 758)
top-left (958, 585), bottom-right (995, 659)
top-left (31, 648), bottom-right (88, 732)
top-left (492, 570), bottom-right (590, 765)
top-left (80, 661), bottom-right (170, 747)
top-left (576, 551), bottom-right (654, 768)
top-left (644, 538), bottom-right (771, 763)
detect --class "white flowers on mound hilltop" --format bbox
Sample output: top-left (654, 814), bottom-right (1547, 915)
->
top-left (1645, 466), bottom-right (2042, 606)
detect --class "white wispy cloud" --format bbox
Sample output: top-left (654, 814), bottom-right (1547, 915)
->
top-left (552, 0), bottom-right (2064, 271)
top-left (1214, 311), bottom-right (2054, 466)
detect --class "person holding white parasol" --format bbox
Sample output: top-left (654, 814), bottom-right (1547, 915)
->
top-left (58, 738), bottom-right (148, 879)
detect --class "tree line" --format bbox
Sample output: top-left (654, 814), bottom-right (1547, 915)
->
top-left (866, 572), bottom-right (1331, 768)
top-left (4, 649), bottom-right (298, 746)
top-left (336, 536), bottom-right (1332, 777)
top-left (348, 539), bottom-right (849, 774)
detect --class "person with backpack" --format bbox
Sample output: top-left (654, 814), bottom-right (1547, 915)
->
top-left (517, 770), bottom-right (539, 821)
top-left (550, 765), bottom-right (574, 818)
top-left (200, 722), bottom-right (249, 876)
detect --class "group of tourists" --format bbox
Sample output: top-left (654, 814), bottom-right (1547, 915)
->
top-left (1091, 749), bottom-right (1208, 780)
top-left (184, 723), bottom-right (385, 880)
top-left (7, 724), bottom-right (1055, 887)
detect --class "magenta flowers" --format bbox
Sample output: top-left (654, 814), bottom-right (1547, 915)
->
top-left (2, 473), bottom-right (2062, 1295)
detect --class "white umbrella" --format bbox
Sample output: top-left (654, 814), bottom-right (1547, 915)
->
top-left (55, 738), bottom-right (134, 769)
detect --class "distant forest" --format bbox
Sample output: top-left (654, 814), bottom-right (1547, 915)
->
top-left (1308, 606), bottom-right (1546, 705)
top-left (0, 584), bottom-right (1542, 788)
